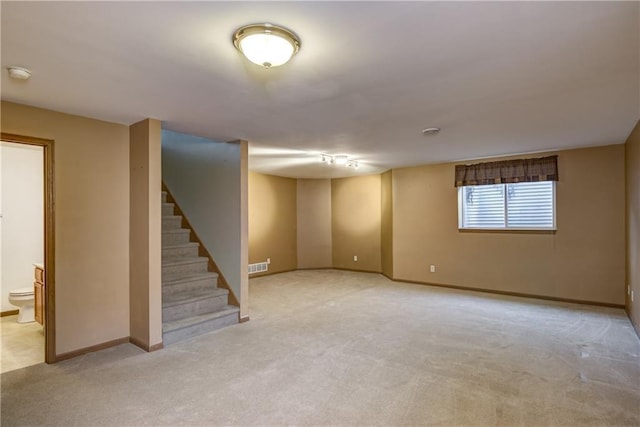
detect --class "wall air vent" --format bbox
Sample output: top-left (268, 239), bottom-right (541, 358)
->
top-left (248, 262), bottom-right (268, 275)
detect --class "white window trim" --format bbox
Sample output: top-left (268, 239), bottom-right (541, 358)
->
top-left (457, 182), bottom-right (557, 231)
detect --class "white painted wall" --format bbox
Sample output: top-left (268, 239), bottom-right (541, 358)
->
top-left (162, 130), bottom-right (247, 315)
top-left (0, 142), bottom-right (44, 312)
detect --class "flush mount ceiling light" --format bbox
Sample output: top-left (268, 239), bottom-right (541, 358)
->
top-left (7, 66), bottom-right (31, 80)
top-left (320, 154), bottom-right (359, 168)
top-left (233, 23), bottom-right (301, 68)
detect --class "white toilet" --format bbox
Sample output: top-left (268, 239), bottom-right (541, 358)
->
top-left (8, 288), bottom-right (35, 323)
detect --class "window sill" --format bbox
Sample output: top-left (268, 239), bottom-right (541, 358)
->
top-left (458, 228), bottom-right (557, 235)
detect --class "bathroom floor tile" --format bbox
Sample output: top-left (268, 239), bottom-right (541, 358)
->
top-left (0, 315), bottom-right (44, 373)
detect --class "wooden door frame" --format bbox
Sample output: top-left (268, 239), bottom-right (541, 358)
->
top-left (1, 132), bottom-right (56, 363)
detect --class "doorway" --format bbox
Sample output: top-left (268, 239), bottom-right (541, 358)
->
top-left (0, 133), bottom-right (55, 365)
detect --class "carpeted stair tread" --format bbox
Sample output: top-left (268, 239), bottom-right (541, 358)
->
top-left (163, 288), bottom-right (228, 307)
top-left (162, 242), bottom-right (199, 250)
top-left (162, 271), bottom-right (218, 286)
top-left (163, 257), bottom-right (208, 267)
top-left (163, 306), bottom-right (239, 333)
top-left (162, 229), bottom-right (190, 236)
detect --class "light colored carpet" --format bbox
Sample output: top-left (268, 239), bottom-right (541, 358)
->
top-left (1, 270), bottom-right (638, 426)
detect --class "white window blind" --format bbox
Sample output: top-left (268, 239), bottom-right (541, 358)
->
top-left (459, 181), bottom-right (555, 230)
top-left (461, 185), bottom-right (505, 228)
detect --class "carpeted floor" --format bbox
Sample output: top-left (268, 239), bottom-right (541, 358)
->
top-left (1, 270), bottom-right (638, 426)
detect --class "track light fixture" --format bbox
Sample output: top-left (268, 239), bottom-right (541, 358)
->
top-left (320, 154), bottom-right (359, 168)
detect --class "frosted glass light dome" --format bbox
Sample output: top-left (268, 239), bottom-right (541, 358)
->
top-left (233, 24), bottom-right (300, 68)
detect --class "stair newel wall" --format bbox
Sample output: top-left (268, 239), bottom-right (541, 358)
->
top-left (129, 118), bottom-right (163, 351)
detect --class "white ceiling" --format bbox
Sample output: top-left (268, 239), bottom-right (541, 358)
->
top-left (1, 1), bottom-right (638, 179)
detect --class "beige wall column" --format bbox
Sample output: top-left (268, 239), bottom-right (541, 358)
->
top-left (240, 140), bottom-right (249, 320)
top-left (129, 118), bottom-right (163, 351)
top-left (297, 179), bottom-right (332, 269)
top-left (381, 170), bottom-right (393, 278)
top-left (625, 120), bottom-right (640, 333)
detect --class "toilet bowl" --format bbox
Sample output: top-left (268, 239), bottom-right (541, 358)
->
top-left (8, 288), bottom-right (35, 323)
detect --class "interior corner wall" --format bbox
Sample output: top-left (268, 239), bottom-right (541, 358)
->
top-left (248, 172), bottom-right (297, 275)
top-left (161, 130), bottom-right (244, 308)
top-left (332, 174), bottom-right (382, 272)
top-left (1, 101), bottom-right (130, 355)
top-left (625, 120), bottom-right (640, 331)
top-left (129, 119), bottom-right (162, 350)
top-left (297, 179), bottom-right (332, 269)
top-left (380, 170), bottom-right (393, 278)
top-left (392, 145), bottom-right (626, 305)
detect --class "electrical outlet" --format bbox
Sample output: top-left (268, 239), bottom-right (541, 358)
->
top-left (430, 265), bottom-right (436, 273)
top-left (266, 258), bottom-right (271, 265)
top-left (353, 255), bottom-right (358, 262)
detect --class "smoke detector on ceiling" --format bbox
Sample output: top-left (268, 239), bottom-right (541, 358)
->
top-left (7, 66), bottom-right (31, 80)
top-left (422, 127), bottom-right (440, 136)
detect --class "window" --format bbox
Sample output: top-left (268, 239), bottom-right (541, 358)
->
top-left (458, 181), bottom-right (555, 230)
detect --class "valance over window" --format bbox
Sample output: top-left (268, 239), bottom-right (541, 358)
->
top-left (454, 155), bottom-right (558, 187)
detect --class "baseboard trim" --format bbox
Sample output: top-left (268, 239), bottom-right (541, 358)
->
top-left (239, 315), bottom-right (250, 323)
top-left (333, 267), bottom-right (382, 275)
top-left (130, 337), bottom-right (164, 352)
top-left (392, 277), bottom-right (626, 309)
top-left (55, 337), bottom-right (130, 362)
top-left (0, 309), bottom-right (19, 317)
top-left (149, 342), bottom-right (164, 352)
top-left (249, 268), bottom-right (297, 278)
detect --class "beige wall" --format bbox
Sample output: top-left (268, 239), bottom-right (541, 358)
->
top-left (297, 179), bottom-right (332, 269)
top-left (625, 120), bottom-right (640, 331)
top-left (381, 170), bottom-right (393, 278)
top-left (248, 172), bottom-right (297, 275)
top-left (393, 145), bottom-right (626, 305)
top-left (129, 119), bottom-right (162, 350)
top-left (1, 101), bottom-right (130, 354)
top-left (332, 174), bottom-right (382, 272)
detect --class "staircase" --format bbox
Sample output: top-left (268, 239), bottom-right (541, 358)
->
top-left (162, 191), bottom-right (239, 345)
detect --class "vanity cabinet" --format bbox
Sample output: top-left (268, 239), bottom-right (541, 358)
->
top-left (34, 264), bottom-right (45, 325)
